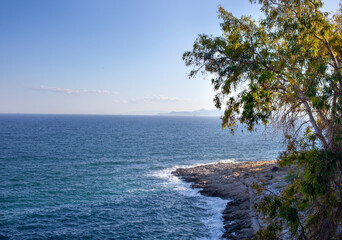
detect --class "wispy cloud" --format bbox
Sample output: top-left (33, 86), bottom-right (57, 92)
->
top-left (33, 86), bottom-right (117, 95)
top-left (129, 95), bottom-right (186, 103)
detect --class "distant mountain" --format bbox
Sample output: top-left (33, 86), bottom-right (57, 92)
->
top-left (158, 109), bottom-right (221, 117)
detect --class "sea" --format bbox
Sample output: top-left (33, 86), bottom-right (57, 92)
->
top-left (0, 114), bottom-right (284, 239)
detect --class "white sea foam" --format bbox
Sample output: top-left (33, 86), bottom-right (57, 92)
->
top-left (149, 161), bottom-right (233, 240)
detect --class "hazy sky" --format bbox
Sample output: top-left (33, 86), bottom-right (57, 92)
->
top-left (0, 0), bottom-right (339, 114)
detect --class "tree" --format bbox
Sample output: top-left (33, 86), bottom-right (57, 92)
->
top-left (183, 0), bottom-right (342, 239)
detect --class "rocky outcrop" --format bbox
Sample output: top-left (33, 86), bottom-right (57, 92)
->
top-left (173, 161), bottom-right (290, 239)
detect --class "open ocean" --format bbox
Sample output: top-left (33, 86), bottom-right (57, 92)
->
top-left (0, 114), bottom-right (284, 239)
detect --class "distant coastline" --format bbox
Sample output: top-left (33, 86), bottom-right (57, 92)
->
top-left (0, 109), bottom-right (222, 117)
top-left (157, 108), bottom-right (221, 117)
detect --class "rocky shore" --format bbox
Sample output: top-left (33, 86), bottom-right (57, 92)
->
top-left (172, 160), bottom-right (292, 239)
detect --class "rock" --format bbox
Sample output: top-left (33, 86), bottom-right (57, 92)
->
top-left (271, 166), bottom-right (279, 172)
top-left (172, 160), bottom-right (290, 239)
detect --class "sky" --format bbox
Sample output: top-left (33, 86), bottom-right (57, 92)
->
top-left (0, 0), bottom-right (340, 115)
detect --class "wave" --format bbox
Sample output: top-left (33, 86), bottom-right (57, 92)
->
top-left (149, 161), bottom-right (233, 240)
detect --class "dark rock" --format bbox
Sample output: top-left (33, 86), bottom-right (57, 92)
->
top-left (271, 166), bottom-right (279, 172)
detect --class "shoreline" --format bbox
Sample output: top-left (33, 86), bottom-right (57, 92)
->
top-left (172, 160), bottom-right (291, 239)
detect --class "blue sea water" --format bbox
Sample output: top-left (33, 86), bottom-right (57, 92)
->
top-left (0, 115), bottom-right (284, 239)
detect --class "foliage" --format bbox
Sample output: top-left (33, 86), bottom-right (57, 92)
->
top-left (183, 0), bottom-right (342, 152)
top-left (284, 170), bottom-right (300, 183)
top-left (183, 0), bottom-right (342, 238)
top-left (255, 150), bottom-right (342, 239)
